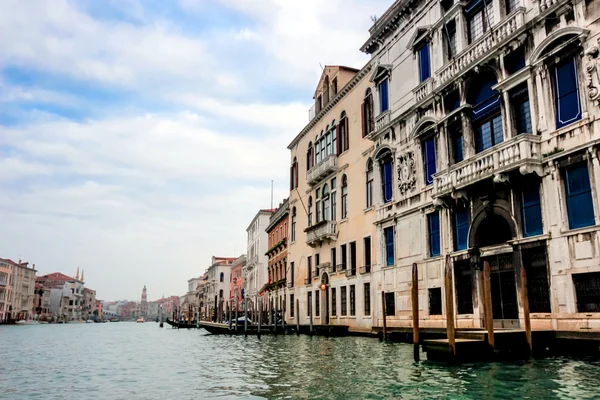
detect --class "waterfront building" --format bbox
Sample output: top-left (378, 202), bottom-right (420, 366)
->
top-left (205, 256), bottom-right (236, 319)
top-left (0, 259), bottom-right (14, 322)
top-left (146, 301), bottom-right (159, 320)
top-left (33, 282), bottom-right (51, 319)
top-left (2, 259), bottom-right (38, 321)
top-left (155, 295), bottom-right (180, 320)
top-left (359, 0), bottom-right (600, 331)
top-left (244, 210), bottom-right (274, 306)
top-left (94, 299), bottom-right (103, 320)
top-left (35, 273), bottom-right (74, 321)
top-left (82, 288), bottom-right (96, 320)
top-left (140, 285), bottom-right (148, 319)
top-left (230, 255), bottom-right (246, 310)
top-left (120, 301), bottom-right (138, 320)
top-left (265, 199), bottom-right (289, 312)
top-left (286, 65), bottom-right (378, 332)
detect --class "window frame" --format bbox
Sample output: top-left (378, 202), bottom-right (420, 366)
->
top-left (341, 175), bottom-right (348, 219)
top-left (563, 162), bottom-right (595, 230)
top-left (366, 158), bottom-right (374, 208)
top-left (384, 226), bottom-right (395, 266)
top-left (428, 212), bottom-right (441, 257)
top-left (378, 78), bottom-right (390, 113)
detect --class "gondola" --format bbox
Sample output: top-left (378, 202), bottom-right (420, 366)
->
top-left (199, 321), bottom-right (288, 335)
top-left (165, 318), bottom-right (197, 329)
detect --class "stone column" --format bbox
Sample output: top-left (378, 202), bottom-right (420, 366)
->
top-left (534, 64), bottom-right (551, 133)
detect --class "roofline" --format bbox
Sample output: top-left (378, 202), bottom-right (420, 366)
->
top-left (246, 209), bottom-right (275, 231)
top-left (265, 199), bottom-right (290, 233)
top-left (360, 0), bottom-right (415, 54)
top-left (287, 61), bottom-right (373, 150)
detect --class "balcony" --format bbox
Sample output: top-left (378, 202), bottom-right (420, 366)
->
top-left (336, 264), bottom-right (347, 273)
top-left (305, 220), bottom-right (338, 247)
top-left (307, 154), bottom-right (338, 186)
top-left (317, 262), bottom-right (333, 274)
top-left (433, 134), bottom-right (542, 198)
top-left (413, 78), bottom-right (433, 104)
top-left (360, 265), bottom-right (371, 274)
top-left (374, 110), bottom-right (391, 133)
top-left (437, 8), bottom-right (525, 86)
top-left (304, 278), bottom-right (311, 286)
top-left (346, 268), bottom-right (357, 277)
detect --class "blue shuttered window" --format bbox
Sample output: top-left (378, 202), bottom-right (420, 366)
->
top-left (564, 163), bottom-right (595, 229)
top-left (521, 183), bottom-right (543, 237)
top-left (423, 137), bottom-right (436, 185)
top-left (384, 227), bottom-right (395, 266)
top-left (554, 57), bottom-right (581, 129)
top-left (474, 115), bottom-right (503, 153)
top-left (511, 84), bottom-right (532, 134)
top-left (452, 133), bottom-right (463, 163)
top-left (472, 76), bottom-right (503, 153)
top-left (383, 160), bottom-right (393, 203)
top-left (428, 212), bottom-right (441, 257)
top-left (454, 208), bottom-right (470, 251)
top-left (418, 42), bottom-right (431, 82)
top-left (379, 79), bottom-right (389, 113)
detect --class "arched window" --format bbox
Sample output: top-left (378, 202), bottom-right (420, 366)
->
top-left (362, 88), bottom-right (374, 137)
top-left (341, 175), bottom-right (348, 219)
top-left (307, 142), bottom-right (314, 170)
top-left (308, 196), bottom-right (313, 226)
top-left (315, 134), bottom-right (321, 163)
top-left (338, 111), bottom-right (349, 153)
top-left (291, 207), bottom-right (297, 242)
top-left (366, 159), bottom-right (374, 207)
top-left (316, 188), bottom-right (321, 223)
top-left (219, 289), bottom-right (223, 298)
top-left (290, 157), bottom-right (298, 190)
top-left (331, 119), bottom-right (337, 156)
top-left (469, 72), bottom-right (503, 153)
top-left (220, 272), bottom-right (224, 282)
top-left (378, 150), bottom-right (393, 203)
top-left (322, 184), bottom-right (330, 220)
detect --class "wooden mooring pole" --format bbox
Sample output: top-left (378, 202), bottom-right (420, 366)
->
top-left (244, 300), bottom-right (248, 337)
top-left (411, 263), bottom-right (420, 361)
top-left (483, 261), bottom-right (495, 351)
top-left (444, 255), bottom-right (456, 357)
top-left (309, 297), bottom-right (313, 336)
top-left (227, 302), bottom-right (232, 332)
top-left (257, 300), bottom-right (262, 339)
top-left (274, 298), bottom-right (278, 336)
top-left (520, 264), bottom-right (533, 355)
top-left (296, 299), bottom-right (300, 336)
top-left (234, 298), bottom-right (238, 334)
top-left (381, 291), bottom-right (387, 341)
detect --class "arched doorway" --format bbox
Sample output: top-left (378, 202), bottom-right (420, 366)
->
top-left (470, 207), bottom-right (520, 327)
top-left (320, 273), bottom-right (330, 325)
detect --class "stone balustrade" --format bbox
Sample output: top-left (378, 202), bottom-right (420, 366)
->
top-left (433, 134), bottom-right (542, 197)
top-left (413, 78), bottom-right (433, 103)
top-left (539, 0), bottom-right (559, 11)
top-left (307, 154), bottom-right (337, 186)
top-left (437, 8), bottom-right (525, 86)
top-left (305, 220), bottom-right (337, 247)
top-left (374, 110), bottom-right (391, 132)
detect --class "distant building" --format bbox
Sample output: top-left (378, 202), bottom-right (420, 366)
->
top-left (94, 300), bottom-right (103, 320)
top-left (205, 256), bottom-right (236, 320)
top-left (0, 259), bottom-right (14, 322)
top-left (36, 272), bottom-right (80, 321)
top-left (0, 259), bottom-right (37, 321)
top-left (230, 255), bottom-right (246, 310)
top-left (147, 301), bottom-right (159, 320)
top-left (140, 285), bottom-right (148, 318)
top-left (82, 288), bottom-right (96, 320)
top-left (244, 210), bottom-right (274, 305)
top-left (265, 199), bottom-right (289, 312)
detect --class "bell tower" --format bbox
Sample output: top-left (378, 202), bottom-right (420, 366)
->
top-left (141, 285), bottom-right (148, 318)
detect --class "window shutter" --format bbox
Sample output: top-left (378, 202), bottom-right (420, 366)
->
top-left (290, 165), bottom-right (293, 191)
top-left (344, 117), bottom-right (349, 150)
top-left (554, 57), bottom-right (582, 128)
top-left (336, 124), bottom-right (341, 155)
top-left (418, 43), bottom-right (431, 82)
top-left (361, 102), bottom-right (366, 138)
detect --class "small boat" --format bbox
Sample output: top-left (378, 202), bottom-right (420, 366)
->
top-left (136, 317), bottom-right (144, 323)
top-left (159, 322), bottom-right (163, 328)
top-left (86, 320), bottom-right (94, 323)
top-left (165, 318), bottom-right (196, 329)
top-left (15, 320), bottom-right (39, 325)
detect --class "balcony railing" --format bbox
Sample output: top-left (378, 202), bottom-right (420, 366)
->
top-left (305, 220), bottom-right (338, 247)
top-left (307, 154), bottom-right (338, 186)
top-left (413, 78), bottom-right (433, 103)
top-left (433, 134), bottom-right (542, 197)
top-left (336, 264), bottom-right (346, 273)
top-left (374, 110), bottom-right (390, 133)
top-left (317, 262), bottom-right (333, 274)
top-left (360, 265), bottom-right (371, 274)
top-left (346, 268), bottom-right (357, 277)
top-left (437, 8), bottom-right (525, 86)
top-left (304, 278), bottom-right (311, 286)
top-left (539, 0), bottom-right (560, 11)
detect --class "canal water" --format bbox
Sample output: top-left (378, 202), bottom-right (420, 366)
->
top-left (1, 323), bottom-right (600, 399)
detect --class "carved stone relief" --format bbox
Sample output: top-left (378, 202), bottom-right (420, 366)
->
top-left (585, 46), bottom-right (600, 105)
top-left (397, 152), bottom-right (416, 196)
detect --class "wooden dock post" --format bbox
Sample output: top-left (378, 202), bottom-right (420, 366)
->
top-left (244, 300), bottom-right (248, 337)
top-left (282, 299), bottom-right (286, 333)
top-left (296, 299), bottom-right (300, 336)
top-left (234, 298), bottom-right (238, 334)
top-left (227, 302), bottom-right (232, 331)
top-left (444, 255), bottom-right (456, 357)
top-left (381, 291), bottom-right (387, 341)
top-left (274, 298), bottom-right (278, 336)
top-left (268, 298), bottom-right (273, 329)
top-left (257, 300), bottom-right (261, 339)
top-left (483, 261), bottom-right (495, 351)
top-left (309, 297), bottom-right (313, 336)
top-left (411, 263), bottom-right (420, 361)
top-left (520, 264), bottom-right (533, 355)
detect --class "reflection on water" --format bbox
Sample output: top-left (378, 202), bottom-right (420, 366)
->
top-left (1, 323), bottom-right (600, 399)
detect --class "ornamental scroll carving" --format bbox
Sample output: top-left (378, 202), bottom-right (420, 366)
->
top-left (397, 152), bottom-right (416, 196)
top-left (586, 46), bottom-right (600, 105)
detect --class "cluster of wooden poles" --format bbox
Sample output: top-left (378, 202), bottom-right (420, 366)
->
top-left (380, 254), bottom-right (533, 361)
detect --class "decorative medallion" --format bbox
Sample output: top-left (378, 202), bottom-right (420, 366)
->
top-left (397, 152), bottom-right (416, 196)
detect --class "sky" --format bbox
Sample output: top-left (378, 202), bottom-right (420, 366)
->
top-left (0, 0), bottom-right (390, 301)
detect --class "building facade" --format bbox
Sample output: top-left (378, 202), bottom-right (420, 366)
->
top-left (244, 210), bottom-right (274, 303)
top-left (0, 259), bottom-right (14, 322)
top-left (287, 65), bottom-right (378, 332)
top-left (230, 255), bottom-right (246, 310)
top-left (359, 0), bottom-right (600, 331)
top-left (265, 199), bottom-right (289, 311)
top-left (4, 260), bottom-right (37, 321)
top-left (82, 288), bottom-right (96, 320)
top-left (205, 256), bottom-right (236, 319)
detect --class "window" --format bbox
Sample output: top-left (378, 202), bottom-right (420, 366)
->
top-left (444, 20), bottom-right (457, 60)
top-left (471, 75), bottom-right (503, 153)
top-left (219, 289), bottom-right (223, 298)
top-left (307, 291), bottom-right (312, 316)
top-left (362, 88), bottom-right (374, 137)
top-left (384, 227), bottom-right (395, 266)
top-left (307, 256), bottom-right (312, 281)
top-left (454, 207), bottom-right (470, 251)
top-left (378, 79), bottom-right (389, 113)
top-left (341, 286), bottom-right (347, 316)
top-left (349, 242), bottom-right (357, 275)
top-left (331, 177), bottom-right (337, 221)
top-left (474, 116), bottom-right (503, 152)
top-left (291, 208), bottom-right (297, 242)
top-left (322, 184), bottom-right (330, 220)
top-left (219, 272), bottom-right (224, 282)
top-left (290, 157), bottom-right (298, 190)
top-left (506, 0), bottom-right (519, 14)
top-left (350, 285), bottom-right (356, 316)
top-left (449, 120), bottom-right (463, 164)
top-left (308, 196), bottom-right (313, 227)
top-left (315, 253), bottom-right (320, 274)
top-left (364, 283), bottom-right (371, 315)
top-left (428, 288), bottom-right (443, 315)
top-left (315, 290), bottom-right (320, 317)
top-left (331, 248), bottom-right (337, 272)
top-left (466, 0), bottom-right (494, 43)
top-left (422, 136), bottom-right (436, 185)
top-left (366, 159), bottom-right (374, 207)
top-left (338, 112), bottom-right (349, 154)
top-left (341, 244), bottom-right (347, 270)
top-left (385, 292), bottom-right (396, 316)
top-left (316, 133), bottom-right (322, 163)
top-left (307, 142), bottom-right (314, 170)
top-left (521, 181), bottom-right (543, 237)
top-left (331, 288), bottom-right (337, 316)
top-left (332, 77), bottom-right (338, 95)
top-left (381, 157), bottom-right (393, 203)
top-left (417, 42), bottom-right (431, 82)
top-left (522, 247), bottom-right (551, 313)
top-left (363, 236), bottom-right (372, 271)
top-left (428, 212), bottom-right (441, 257)
top-left (573, 272), bottom-right (600, 312)
top-left (290, 294), bottom-right (295, 317)
top-left (563, 163), bottom-right (595, 229)
top-left (553, 56), bottom-right (582, 129)
top-left (331, 122), bottom-right (337, 157)
top-left (316, 188), bottom-right (321, 223)
top-left (454, 260), bottom-right (474, 314)
top-left (511, 84), bottom-right (532, 134)
top-left (341, 175), bottom-right (348, 219)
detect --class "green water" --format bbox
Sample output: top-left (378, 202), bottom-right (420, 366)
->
top-left (1, 323), bottom-right (600, 399)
